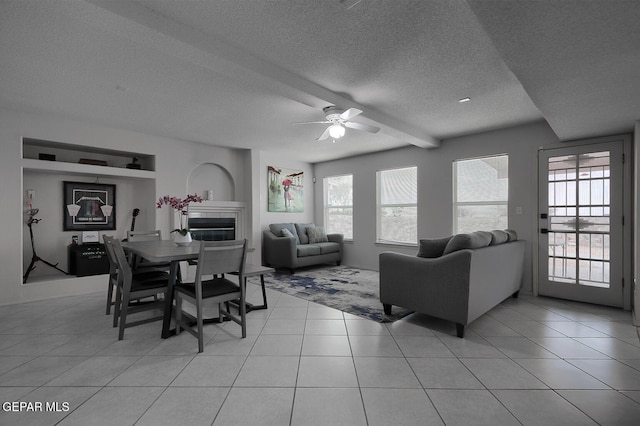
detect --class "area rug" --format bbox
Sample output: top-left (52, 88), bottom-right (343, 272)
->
top-left (260, 265), bottom-right (412, 322)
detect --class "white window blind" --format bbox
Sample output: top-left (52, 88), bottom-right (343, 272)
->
top-left (324, 174), bottom-right (353, 239)
top-left (453, 155), bottom-right (509, 233)
top-left (377, 166), bottom-right (417, 244)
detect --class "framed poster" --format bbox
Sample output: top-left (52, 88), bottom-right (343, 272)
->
top-left (267, 166), bottom-right (304, 212)
top-left (63, 181), bottom-right (116, 231)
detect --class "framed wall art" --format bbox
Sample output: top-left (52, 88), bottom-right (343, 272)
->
top-left (63, 181), bottom-right (116, 231)
top-left (267, 166), bottom-right (304, 212)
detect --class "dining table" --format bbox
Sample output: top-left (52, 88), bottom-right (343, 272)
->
top-left (121, 239), bottom-right (269, 338)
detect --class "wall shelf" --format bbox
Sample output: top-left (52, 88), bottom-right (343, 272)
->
top-left (22, 137), bottom-right (156, 179)
top-left (22, 158), bottom-right (156, 180)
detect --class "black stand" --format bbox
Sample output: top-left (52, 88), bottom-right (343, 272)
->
top-left (23, 210), bottom-right (68, 283)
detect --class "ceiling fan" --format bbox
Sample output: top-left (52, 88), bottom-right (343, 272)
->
top-left (292, 106), bottom-right (380, 141)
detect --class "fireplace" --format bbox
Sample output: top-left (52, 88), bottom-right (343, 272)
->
top-left (182, 201), bottom-right (246, 242)
top-left (188, 217), bottom-right (235, 241)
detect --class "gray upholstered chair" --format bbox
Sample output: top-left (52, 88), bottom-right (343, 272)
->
top-left (174, 239), bottom-right (248, 353)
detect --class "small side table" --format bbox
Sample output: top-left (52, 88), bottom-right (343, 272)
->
top-left (232, 264), bottom-right (274, 312)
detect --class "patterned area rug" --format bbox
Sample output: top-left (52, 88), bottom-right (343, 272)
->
top-left (261, 265), bottom-right (412, 322)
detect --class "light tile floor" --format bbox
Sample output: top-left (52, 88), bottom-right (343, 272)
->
top-left (1, 281), bottom-right (640, 425)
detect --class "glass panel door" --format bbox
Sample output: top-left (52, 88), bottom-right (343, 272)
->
top-left (539, 142), bottom-right (623, 307)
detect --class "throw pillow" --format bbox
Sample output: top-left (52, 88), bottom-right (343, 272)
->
top-left (475, 231), bottom-right (493, 244)
top-left (307, 226), bottom-right (329, 244)
top-left (442, 231), bottom-right (492, 255)
top-left (417, 237), bottom-right (451, 258)
top-left (269, 223), bottom-right (300, 244)
top-left (505, 229), bottom-right (518, 242)
top-left (281, 228), bottom-right (295, 239)
top-left (295, 223), bottom-right (315, 245)
top-left (489, 230), bottom-right (509, 246)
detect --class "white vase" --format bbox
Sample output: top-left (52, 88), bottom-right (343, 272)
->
top-left (174, 231), bottom-right (192, 246)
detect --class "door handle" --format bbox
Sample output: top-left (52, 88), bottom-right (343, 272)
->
top-left (540, 228), bottom-right (549, 234)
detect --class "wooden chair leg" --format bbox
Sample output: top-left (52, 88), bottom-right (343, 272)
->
top-left (196, 297), bottom-right (204, 353)
top-left (240, 281), bottom-right (247, 338)
top-left (106, 282), bottom-right (114, 315)
top-left (240, 302), bottom-right (246, 338)
top-left (119, 294), bottom-right (130, 340)
top-left (113, 287), bottom-right (123, 328)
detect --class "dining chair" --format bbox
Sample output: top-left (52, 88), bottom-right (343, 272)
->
top-left (104, 236), bottom-right (170, 340)
top-left (103, 235), bottom-right (167, 316)
top-left (127, 229), bottom-right (163, 241)
top-left (126, 230), bottom-right (171, 270)
top-left (103, 235), bottom-right (121, 315)
top-left (174, 239), bottom-right (248, 353)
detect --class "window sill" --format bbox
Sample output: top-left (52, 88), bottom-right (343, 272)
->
top-left (375, 241), bottom-right (417, 249)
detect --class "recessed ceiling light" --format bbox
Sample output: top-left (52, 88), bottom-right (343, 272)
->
top-left (458, 97), bottom-right (471, 103)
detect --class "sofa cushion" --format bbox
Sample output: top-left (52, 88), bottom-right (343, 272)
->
top-left (295, 223), bottom-right (315, 245)
top-left (269, 223), bottom-right (300, 244)
top-left (417, 237), bottom-right (452, 258)
top-left (281, 228), bottom-right (296, 239)
top-left (297, 244), bottom-right (321, 257)
top-left (307, 226), bottom-right (329, 244)
top-left (315, 242), bottom-right (340, 254)
top-left (443, 231), bottom-right (492, 255)
top-left (489, 230), bottom-right (509, 246)
top-left (505, 229), bottom-right (518, 242)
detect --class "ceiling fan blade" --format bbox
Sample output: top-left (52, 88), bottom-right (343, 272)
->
top-left (345, 121), bottom-right (380, 133)
top-left (316, 126), bottom-right (331, 140)
top-left (291, 120), bottom-right (331, 125)
top-left (340, 108), bottom-right (362, 121)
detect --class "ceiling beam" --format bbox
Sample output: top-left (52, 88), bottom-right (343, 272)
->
top-left (85, 0), bottom-right (440, 149)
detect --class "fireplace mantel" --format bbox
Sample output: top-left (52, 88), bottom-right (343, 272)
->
top-left (175, 201), bottom-right (247, 240)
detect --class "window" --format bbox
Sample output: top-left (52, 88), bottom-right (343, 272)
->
top-left (453, 154), bottom-right (508, 234)
top-left (324, 174), bottom-right (353, 239)
top-left (377, 166), bottom-right (417, 244)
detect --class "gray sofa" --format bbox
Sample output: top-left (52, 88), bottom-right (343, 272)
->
top-left (379, 230), bottom-right (525, 337)
top-left (263, 223), bottom-right (343, 273)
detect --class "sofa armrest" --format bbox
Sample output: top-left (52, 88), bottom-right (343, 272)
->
top-left (379, 250), bottom-right (473, 324)
top-left (263, 230), bottom-right (297, 267)
top-left (327, 233), bottom-right (344, 244)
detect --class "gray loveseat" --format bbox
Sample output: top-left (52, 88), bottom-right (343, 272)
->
top-left (263, 223), bottom-right (343, 273)
top-left (379, 230), bottom-right (525, 337)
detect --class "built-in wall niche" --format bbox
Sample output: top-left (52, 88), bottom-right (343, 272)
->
top-left (22, 171), bottom-right (156, 283)
top-left (21, 138), bottom-right (157, 284)
top-left (22, 138), bottom-right (156, 178)
top-left (187, 163), bottom-right (235, 201)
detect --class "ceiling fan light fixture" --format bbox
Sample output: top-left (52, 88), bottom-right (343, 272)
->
top-left (328, 123), bottom-right (346, 139)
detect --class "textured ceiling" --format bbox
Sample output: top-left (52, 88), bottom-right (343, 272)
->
top-left (0, 1), bottom-right (638, 162)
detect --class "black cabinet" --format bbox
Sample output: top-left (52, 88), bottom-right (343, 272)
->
top-left (68, 244), bottom-right (109, 277)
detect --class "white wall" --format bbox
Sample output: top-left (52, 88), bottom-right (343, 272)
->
top-left (0, 108), bottom-right (252, 305)
top-left (313, 121), bottom-right (560, 294)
